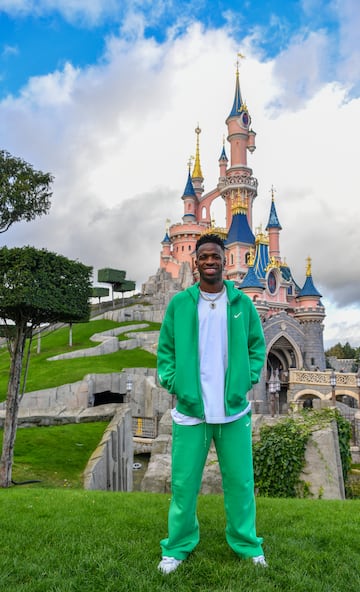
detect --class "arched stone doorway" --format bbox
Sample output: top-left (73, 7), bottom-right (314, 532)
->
top-left (267, 335), bottom-right (303, 414)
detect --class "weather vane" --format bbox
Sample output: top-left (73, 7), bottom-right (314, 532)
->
top-left (236, 52), bottom-right (246, 71)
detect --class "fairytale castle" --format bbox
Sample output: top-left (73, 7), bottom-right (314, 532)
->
top-left (144, 64), bottom-right (353, 413)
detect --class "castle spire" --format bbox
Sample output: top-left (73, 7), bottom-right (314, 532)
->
top-left (192, 125), bottom-right (203, 179)
top-left (228, 58), bottom-right (244, 119)
top-left (219, 135), bottom-right (228, 162)
top-left (299, 257), bottom-right (322, 297)
top-left (266, 187), bottom-right (282, 230)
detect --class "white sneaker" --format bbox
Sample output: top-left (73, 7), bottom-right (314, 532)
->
top-left (158, 556), bottom-right (183, 574)
top-left (252, 555), bottom-right (268, 567)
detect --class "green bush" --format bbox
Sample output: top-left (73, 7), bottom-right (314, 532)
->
top-left (253, 409), bottom-right (352, 498)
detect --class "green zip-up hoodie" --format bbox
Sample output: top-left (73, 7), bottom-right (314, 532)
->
top-left (157, 280), bottom-right (266, 419)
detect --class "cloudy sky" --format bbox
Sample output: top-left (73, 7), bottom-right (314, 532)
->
top-left (0, 0), bottom-right (359, 348)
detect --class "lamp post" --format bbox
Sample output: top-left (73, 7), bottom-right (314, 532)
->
top-left (356, 369), bottom-right (360, 406)
top-left (330, 370), bottom-right (336, 406)
top-left (269, 370), bottom-right (276, 417)
top-left (125, 375), bottom-right (133, 403)
top-left (274, 368), bottom-right (281, 416)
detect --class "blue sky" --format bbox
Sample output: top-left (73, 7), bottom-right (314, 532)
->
top-left (0, 1), bottom-right (342, 98)
top-left (0, 0), bottom-right (359, 347)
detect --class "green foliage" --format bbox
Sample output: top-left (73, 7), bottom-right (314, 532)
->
top-left (335, 412), bottom-right (353, 493)
top-left (325, 341), bottom-right (359, 360)
top-left (0, 246), bottom-right (92, 325)
top-left (97, 268), bottom-right (125, 283)
top-left (253, 409), bottom-right (352, 498)
top-left (254, 418), bottom-right (309, 498)
top-left (0, 149), bottom-right (52, 233)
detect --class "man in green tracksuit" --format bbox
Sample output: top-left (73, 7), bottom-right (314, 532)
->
top-left (157, 234), bottom-right (267, 574)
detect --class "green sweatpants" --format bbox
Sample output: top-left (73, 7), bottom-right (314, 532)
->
top-left (160, 413), bottom-right (263, 560)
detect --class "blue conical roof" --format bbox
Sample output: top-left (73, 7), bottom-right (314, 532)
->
top-left (228, 71), bottom-right (243, 118)
top-left (299, 275), bottom-right (322, 298)
top-left (182, 170), bottom-right (196, 198)
top-left (266, 199), bottom-right (282, 230)
top-left (226, 212), bottom-right (255, 245)
top-left (162, 232), bottom-right (171, 243)
top-left (219, 145), bottom-right (228, 162)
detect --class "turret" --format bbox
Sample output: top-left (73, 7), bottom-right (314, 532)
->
top-left (266, 189), bottom-right (282, 262)
top-left (222, 59), bottom-right (258, 235)
top-left (225, 60), bottom-right (256, 168)
top-left (182, 167), bottom-right (197, 223)
top-left (218, 138), bottom-right (228, 178)
top-left (295, 257), bottom-right (326, 370)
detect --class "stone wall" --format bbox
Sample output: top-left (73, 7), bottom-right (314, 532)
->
top-left (83, 405), bottom-right (133, 492)
top-left (141, 412), bottom-right (345, 499)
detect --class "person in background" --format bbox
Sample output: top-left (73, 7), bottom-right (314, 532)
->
top-left (157, 233), bottom-right (267, 574)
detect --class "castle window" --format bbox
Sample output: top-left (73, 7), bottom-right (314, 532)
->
top-left (182, 246), bottom-right (184, 251)
top-left (230, 254), bottom-right (234, 265)
top-left (202, 206), bottom-right (206, 219)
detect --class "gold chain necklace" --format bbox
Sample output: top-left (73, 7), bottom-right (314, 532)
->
top-left (199, 285), bottom-right (225, 309)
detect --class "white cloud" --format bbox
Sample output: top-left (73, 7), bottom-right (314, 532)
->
top-left (0, 0), bottom-right (120, 24)
top-left (0, 21), bottom-right (359, 347)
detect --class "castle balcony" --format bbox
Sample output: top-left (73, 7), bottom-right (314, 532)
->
top-left (217, 174), bottom-right (258, 195)
top-left (288, 369), bottom-right (360, 409)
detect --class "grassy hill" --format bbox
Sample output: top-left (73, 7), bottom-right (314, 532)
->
top-left (0, 319), bottom-right (159, 401)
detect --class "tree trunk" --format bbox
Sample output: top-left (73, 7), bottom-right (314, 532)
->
top-left (0, 321), bottom-right (27, 487)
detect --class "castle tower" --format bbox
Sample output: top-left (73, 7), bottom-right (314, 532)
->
top-left (294, 257), bottom-right (326, 370)
top-left (221, 59), bottom-right (257, 231)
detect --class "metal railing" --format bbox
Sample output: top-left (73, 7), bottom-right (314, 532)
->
top-left (132, 416), bottom-right (158, 439)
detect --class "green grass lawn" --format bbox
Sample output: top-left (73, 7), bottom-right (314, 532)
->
top-left (0, 489), bottom-right (359, 592)
top-left (0, 319), bottom-right (159, 401)
top-left (0, 422), bottom-right (109, 488)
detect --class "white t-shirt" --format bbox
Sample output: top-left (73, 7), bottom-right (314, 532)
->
top-left (172, 288), bottom-right (251, 425)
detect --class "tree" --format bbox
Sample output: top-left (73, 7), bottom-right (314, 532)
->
top-left (0, 246), bottom-right (93, 487)
top-left (0, 149), bottom-right (52, 234)
top-left (97, 268), bottom-right (136, 307)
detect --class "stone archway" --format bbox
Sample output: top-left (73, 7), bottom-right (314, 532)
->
top-left (266, 334), bottom-right (304, 413)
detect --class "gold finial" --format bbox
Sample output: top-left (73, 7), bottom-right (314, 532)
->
top-left (265, 255), bottom-right (281, 271)
top-left (255, 224), bottom-right (269, 245)
top-left (248, 247), bottom-right (255, 266)
top-left (237, 52), bottom-right (246, 65)
top-left (306, 256), bottom-right (312, 277)
top-left (270, 185), bottom-right (277, 201)
top-left (192, 124), bottom-right (203, 179)
top-left (235, 52), bottom-right (246, 75)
